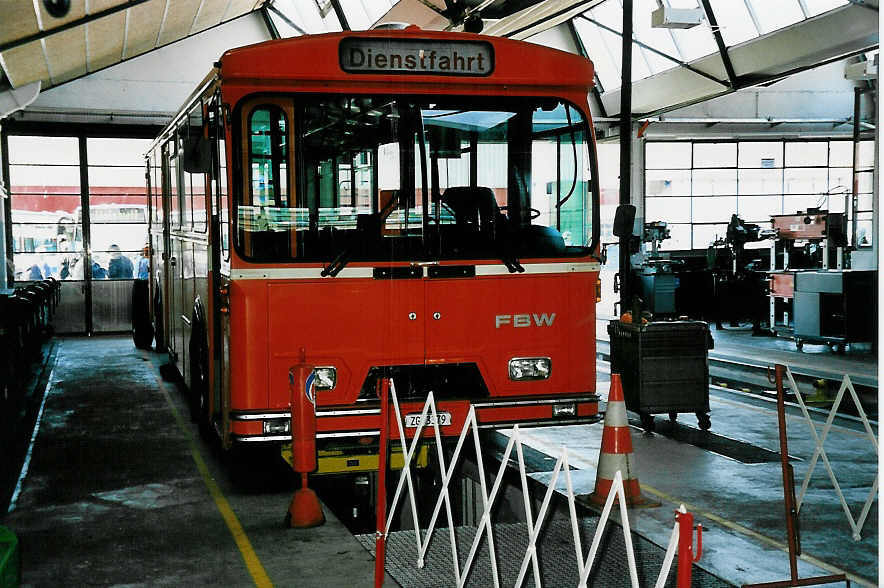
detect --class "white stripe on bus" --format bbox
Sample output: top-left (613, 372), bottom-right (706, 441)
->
top-left (229, 261), bottom-right (600, 280)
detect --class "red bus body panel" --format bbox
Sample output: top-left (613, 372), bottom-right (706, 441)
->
top-left (176, 29), bottom-right (601, 442)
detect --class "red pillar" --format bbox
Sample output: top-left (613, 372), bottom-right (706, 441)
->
top-left (374, 378), bottom-right (391, 588)
top-left (286, 358), bottom-right (324, 528)
top-left (676, 510), bottom-right (701, 588)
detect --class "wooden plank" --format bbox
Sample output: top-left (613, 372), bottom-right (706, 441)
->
top-left (45, 27), bottom-right (88, 84)
top-left (156, 0), bottom-right (201, 46)
top-left (0, 2), bottom-right (40, 45)
top-left (192, 0), bottom-right (227, 34)
top-left (0, 41), bottom-right (50, 87)
top-left (36, 0), bottom-right (87, 28)
top-left (223, 0), bottom-right (260, 22)
top-left (123, 0), bottom-right (165, 59)
top-left (87, 10), bottom-right (126, 71)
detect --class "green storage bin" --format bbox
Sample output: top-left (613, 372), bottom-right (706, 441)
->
top-left (0, 526), bottom-right (19, 588)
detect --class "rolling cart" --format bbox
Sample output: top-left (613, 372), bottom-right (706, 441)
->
top-left (793, 270), bottom-right (876, 353)
top-left (608, 319), bottom-right (712, 432)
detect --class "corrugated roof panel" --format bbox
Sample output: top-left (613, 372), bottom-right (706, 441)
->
top-left (192, 0), bottom-right (228, 33)
top-left (156, 0), bottom-right (202, 46)
top-left (36, 0), bottom-right (87, 27)
top-left (87, 10), bottom-right (126, 71)
top-left (45, 28), bottom-right (88, 84)
top-left (0, 41), bottom-right (49, 87)
top-left (91, 0), bottom-right (128, 12)
top-left (747, 0), bottom-right (805, 35)
top-left (0, 4), bottom-right (40, 45)
top-left (122, 0), bottom-right (166, 59)
top-left (224, 0), bottom-right (262, 22)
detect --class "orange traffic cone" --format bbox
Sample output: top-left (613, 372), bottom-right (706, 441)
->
top-left (589, 373), bottom-right (649, 507)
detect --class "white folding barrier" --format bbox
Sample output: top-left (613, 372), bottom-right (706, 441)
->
top-left (783, 366), bottom-right (878, 541)
top-left (377, 381), bottom-right (690, 587)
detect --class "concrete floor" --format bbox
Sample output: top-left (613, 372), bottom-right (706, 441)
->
top-left (506, 363), bottom-right (878, 586)
top-left (2, 336), bottom-right (394, 587)
top-left (1, 332), bottom-right (877, 587)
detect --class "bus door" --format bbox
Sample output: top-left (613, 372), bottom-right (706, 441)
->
top-left (162, 137), bottom-right (186, 373)
top-left (160, 142), bottom-right (173, 358)
top-left (207, 96), bottom-right (226, 431)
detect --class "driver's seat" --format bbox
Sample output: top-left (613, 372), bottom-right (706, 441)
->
top-left (441, 186), bottom-right (500, 235)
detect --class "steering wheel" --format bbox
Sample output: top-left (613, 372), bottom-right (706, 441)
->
top-left (499, 206), bottom-right (541, 220)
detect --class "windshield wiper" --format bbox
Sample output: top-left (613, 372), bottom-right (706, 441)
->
top-left (494, 221), bottom-right (524, 273)
top-left (320, 194), bottom-right (399, 277)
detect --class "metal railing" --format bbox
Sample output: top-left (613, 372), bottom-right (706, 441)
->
top-left (373, 379), bottom-right (700, 587)
top-left (782, 365), bottom-right (878, 541)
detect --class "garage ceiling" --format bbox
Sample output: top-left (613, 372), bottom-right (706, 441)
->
top-left (0, 0), bottom-right (266, 90)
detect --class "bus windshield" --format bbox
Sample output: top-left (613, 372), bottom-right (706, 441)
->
top-left (235, 94), bottom-right (598, 266)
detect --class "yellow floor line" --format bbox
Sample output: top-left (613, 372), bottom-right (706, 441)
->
top-left (513, 430), bottom-right (875, 588)
top-left (152, 368), bottom-right (273, 588)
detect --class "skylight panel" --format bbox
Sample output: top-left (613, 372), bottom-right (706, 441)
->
top-left (634, 0), bottom-right (682, 73)
top-left (591, 1), bottom-right (623, 33)
top-left (708, 0), bottom-right (759, 46)
top-left (803, 0), bottom-right (850, 17)
top-left (338, 0), bottom-right (373, 30)
top-left (746, 0), bottom-right (804, 35)
top-left (669, 19), bottom-right (718, 61)
top-left (272, 0), bottom-right (342, 36)
top-left (573, 16), bottom-right (623, 91)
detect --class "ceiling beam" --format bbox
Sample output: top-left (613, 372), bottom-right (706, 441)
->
top-left (578, 14), bottom-right (728, 88)
top-left (261, 6), bottom-right (281, 39)
top-left (566, 18), bottom-right (607, 118)
top-left (266, 3), bottom-right (307, 35)
top-left (698, 0), bottom-right (738, 88)
top-left (329, 0), bottom-right (350, 30)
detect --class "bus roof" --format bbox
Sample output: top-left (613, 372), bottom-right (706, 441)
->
top-left (219, 27), bottom-right (594, 92)
top-left (148, 28), bottom-right (595, 154)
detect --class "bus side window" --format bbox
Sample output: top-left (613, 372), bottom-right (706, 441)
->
top-left (187, 102), bottom-right (207, 232)
top-left (248, 106), bottom-right (289, 207)
top-left (218, 116), bottom-right (229, 262)
top-left (176, 129), bottom-right (190, 230)
top-left (242, 105), bottom-right (290, 258)
top-left (168, 139), bottom-right (180, 228)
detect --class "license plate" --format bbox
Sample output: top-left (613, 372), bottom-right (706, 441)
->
top-left (404, 411), bottom-right (452, 428)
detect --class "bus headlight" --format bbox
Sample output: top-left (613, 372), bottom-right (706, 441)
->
top-left (313, 367), bottom-right (337, 390)
top-left (553, 402), bottom-right (576, 417)
top-left (263, 419), bottom-right (290, 435)
top-left (508, 357), bottom-right (551, 381)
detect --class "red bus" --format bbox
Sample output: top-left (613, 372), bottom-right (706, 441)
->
top-left (144, 26), bottom-right (602, 466)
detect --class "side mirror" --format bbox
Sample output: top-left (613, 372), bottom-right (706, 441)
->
top-left (613, 204), bottom-right (636, 238)
top-left (182, 137), bottom-right (212, 174)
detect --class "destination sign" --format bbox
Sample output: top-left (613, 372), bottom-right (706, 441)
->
top-left (340, 38), bottom-right (494, 76)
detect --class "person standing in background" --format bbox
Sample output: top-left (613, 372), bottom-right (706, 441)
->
top-left (108, 244), bottom-right (134, 279)
top-left (136, 243), bottom-right (150, 280)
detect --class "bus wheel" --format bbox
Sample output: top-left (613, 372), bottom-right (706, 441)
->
top-left (132, 280), bottom-right (153, 349)
top-left (189, 322), bottom-right (210, 432)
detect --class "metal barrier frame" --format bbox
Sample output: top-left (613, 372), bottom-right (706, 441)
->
top-left (783, 366), bottom-right (878, 541)
top-left (374, 380), bottom-right (697, 587)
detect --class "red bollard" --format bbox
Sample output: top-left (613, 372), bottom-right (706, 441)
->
top-left (286, 355), bottom-right (324, 528)
top-left (676, 510), bottom-right (702, 588)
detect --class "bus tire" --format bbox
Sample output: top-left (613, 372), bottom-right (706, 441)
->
top-left (132, 279), bottom-right (154, 349)
top-left (188, 315), bottom-right (210, 431)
